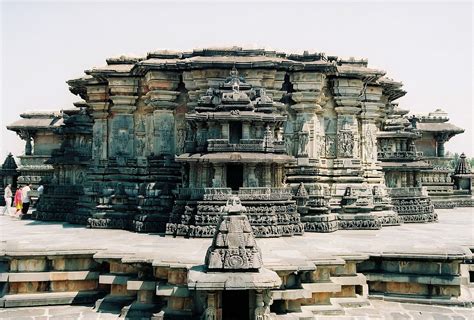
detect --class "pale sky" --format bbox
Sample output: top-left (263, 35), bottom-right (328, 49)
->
top-left (1, 1), bottom-right (473, 161)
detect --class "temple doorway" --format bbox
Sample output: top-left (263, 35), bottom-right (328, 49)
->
top-left (229, 122), bottom-right (242, 144)
top-left (226, 164), bottom-right (243, 191)
top-left (222, 290), bottom-right (249, 320)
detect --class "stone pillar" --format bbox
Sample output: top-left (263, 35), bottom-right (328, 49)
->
top-left (88, 101), bottom-right (110, 161)
top-left (242, 122), bottom-right (250, 140)
top-left (23, 134), bottom-right (33, 155)
top-left (16, 130), bottom-right (33, 156)
top-left (212, 163), bottom-right (224, 188)
top-left (436, 137), bottom-right (446, 157)
top-left (201, 163), bottom-right (210, 188)
top-left (153, 109), bottom-right (176, 155)
top-left (359, 103), bottom-right (381, 165)
top-left (144, 71), bottom-right (180, 156)
top-left (189, 163), bottom-right (197, 188)
top-left (273, 164), bottom-right (284, 188)
top-left (196, 122), bottom-right (208, 152)
top-left (221, 122), bottom-right (229, 140)
top-left (108, 77), bottom-right (139, 160)
top-left (263, 164), bottom-right (271, 187)
top-left (290, 72), bottom-right (326, 161)
top-left (245, 164), bottom-right (258, 187)
top-left (255, 123), bottom-right (264, 139)
top-left (203, 291), bottom-right (218, 320)
top-left (358, 85), bottom-right (386, 186)
top-left (254, 290), bottom-right (272, 320)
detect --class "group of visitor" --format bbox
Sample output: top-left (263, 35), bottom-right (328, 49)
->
top-left (1, 183), bottom-right (40, 217)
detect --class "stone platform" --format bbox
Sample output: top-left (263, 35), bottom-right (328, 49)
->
top-left (0, 208), bottom-right (473, 319)
top-left (1, 209), bottom-right (472, 260)
top-left (1, 300), bottom-right (474, 320)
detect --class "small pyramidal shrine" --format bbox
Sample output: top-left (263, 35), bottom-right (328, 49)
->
top-left (189, 196), bottom-right (280, 319)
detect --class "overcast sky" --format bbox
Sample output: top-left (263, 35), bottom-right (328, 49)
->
top-left (1, 1), bottom-right (472, 161)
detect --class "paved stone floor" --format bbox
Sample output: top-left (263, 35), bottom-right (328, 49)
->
top-left (0, 208), bottom-right (473, 318)
top-left (0, 208), bottom-right (473, 267)
top-left (0, 300), bottom-right (473, 320)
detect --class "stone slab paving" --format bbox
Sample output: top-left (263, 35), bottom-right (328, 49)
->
top-left (1, 208), bottom-right (473, 267)
top-left (0, 208), bottom-right (473, 318)
top-left (0, 300), bottom-right (473, 320)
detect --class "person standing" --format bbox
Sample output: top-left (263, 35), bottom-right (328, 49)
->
top-left (37, 184), bottom-right (44, 196)
top-left (35, 184), bottom-right (44, 208)
top-left (14, 185), bottom-right (23, 214)
top-left (21, 183), bottom-right (32, 215)
top-left (2, 184), bottom-right (13, 215)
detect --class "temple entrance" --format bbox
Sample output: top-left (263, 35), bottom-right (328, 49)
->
top-left (229, 122), bottom-right (242, 144)
top-left (222, 290), bottom-right (249, 320)
top-left (226, 164), bottom-right (243, 191)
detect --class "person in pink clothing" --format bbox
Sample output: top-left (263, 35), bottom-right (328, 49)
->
top-left (14, 185), bottom-right (23, 214)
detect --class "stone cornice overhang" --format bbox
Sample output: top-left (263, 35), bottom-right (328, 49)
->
top-left (6, 120), bottom-right (62, 134)
top-left (379, 77), bottom-right (407, 101)
top-left (333, 64), bottom-right (386, 82)
top-left (67, 76), bottom-right (107, 100)
top-left (186, 111), bottom-right (286, 123)
top-left (176, 152), bottom-right (295, 164)
top-left (380, 161), bottom-right (432, 170)
top-left (129, 57), bottom-right (337, 76)
top-left (377, 131), bottom-right (421, 139)
top-left (84, 64), bottom-right (137, 84)
top-left (328, 65), bottom-right (407, 102)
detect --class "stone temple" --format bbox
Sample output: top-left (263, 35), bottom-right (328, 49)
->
top-left (1, 47), bottom-right (473, 320)
top-left (3, 47), bottom-right (472, 233)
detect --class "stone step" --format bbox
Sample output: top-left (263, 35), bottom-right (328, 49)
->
top-left (300, 302), bottom-right (344, 316)
top-left (331, 295), bottom-right (370, 307)
top-left (301, 282), bottom-right (341, 293)
top-left (94, 294), bottom-right (135, 313)
top-left (0, 290), bottom-right (102, 308)
top-left (4, 271), bottom-right (100, 282)
top-left (121, 302), bottom-right (162, 318)
top-left (330, 274), bottom-right (367, 286)
top-left (369, 293), bottom-right (473, 307)
top-left (272, 288), bottom-right (312, 300)
top-left (365, 272), bottom-right (461, 286)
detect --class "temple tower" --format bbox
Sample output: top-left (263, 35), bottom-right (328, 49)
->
top-left (167, 68), bottom-right (304, 237)
top-left (7, 111), bottom-right (64, 202)
top-left (0, 153), bottom-right (19, 206)
top-left (34, 106), bottom-right (94, 222)
top-left (377, 105), bottom-right (436, 223)
top-left (415, 109), bottom-right (464, 208)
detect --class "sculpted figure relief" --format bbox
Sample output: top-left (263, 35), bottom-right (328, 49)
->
top-left (364, 124), bottom-right (376, 162)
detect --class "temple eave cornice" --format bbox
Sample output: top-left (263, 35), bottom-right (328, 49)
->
top-left (185, 112), bottom-right (286, 122)
top-left (176, 153), bottom-right (295, 164)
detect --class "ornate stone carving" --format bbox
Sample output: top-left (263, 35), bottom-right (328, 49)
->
top-left (205, 196), bottom-right (263, 271)
top-left (337, 130), bottom-right (354, 158)
top-left (325, 135), bottom-right (337, 158)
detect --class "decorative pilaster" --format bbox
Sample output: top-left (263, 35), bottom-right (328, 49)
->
top-left (335, 106), bottom-right (359, 159)
top-left (212, 164), bottom-right (225, 188)
top-left (290, 72), bottom-right (325, 161)
top-left (144, 71), bottom-right (180, 156)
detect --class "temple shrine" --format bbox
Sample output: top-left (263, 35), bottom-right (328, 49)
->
top-left (3, 47), bottom-right (472, 234)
